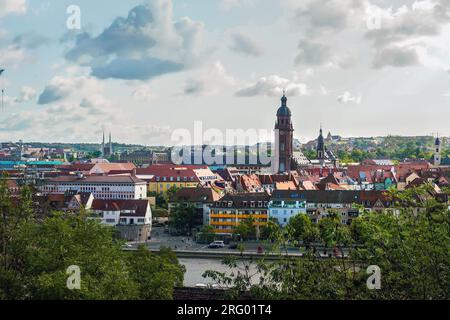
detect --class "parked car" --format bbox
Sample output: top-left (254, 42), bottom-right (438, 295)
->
top-left (257, 246), bottom-right (264, 254)
top-left (208, 241), bottom-right (225, 249)
top-left (228, 243), bottom-right (238, 250)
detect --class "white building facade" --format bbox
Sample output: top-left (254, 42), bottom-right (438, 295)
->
top-left (41, 175), bottom-right (147, 200)
top-left (269, 193), bottom-right (307, 227)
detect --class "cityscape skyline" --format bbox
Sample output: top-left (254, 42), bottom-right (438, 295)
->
top-left (1, 0), bottom-right (450, 145)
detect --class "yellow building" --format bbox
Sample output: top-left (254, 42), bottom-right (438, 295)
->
top-left (209, 193), bottom-right (270, 234)
top-left (136, 165), bottom-right (203, 195)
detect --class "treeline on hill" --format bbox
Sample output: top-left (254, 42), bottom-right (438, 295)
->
top-left (0, 179), bottom-right (185, 300)
top-left (204, 186), bottom-right (450, 300)
top-left (303, 136), bottom-right (450, 163)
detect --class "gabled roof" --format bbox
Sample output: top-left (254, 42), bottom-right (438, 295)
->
top-left (136, 164), bottom-right (204, 182)
top-left (91, 199), bottom-right (149, 217)
top-left (58, 163), bottom-right (95, 172)
top-left (71, 192), bottom-right (93, 206)
top-left (91, 162), bottom-right (136, 174)
top-left (275, 181), bottom-right (297, 190)
top-left (240, 174), bottom-right (262, 191)
top-left (170, 187), bottom-right (221, 203)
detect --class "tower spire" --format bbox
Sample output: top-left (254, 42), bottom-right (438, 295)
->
top-left (101, 130), bottom-right (105, 158)
top-left (109, 132), bottom-right (112, 155)
top-left (282, 90), bottom-right (288, 106)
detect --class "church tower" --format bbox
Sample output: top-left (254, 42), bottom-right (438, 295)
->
top-left (434, 135), bottom-right (441, 166)
top-left (317, 127), bottom-right (325, 161)
top-left (101, 131), bottom-right (105, 158)
top-left (274, 93), bottom-right (294, 173)
top-left (109, 132), bottom-right (113, 155)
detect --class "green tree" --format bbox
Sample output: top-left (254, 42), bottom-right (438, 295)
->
top-left (148, 191), bottom-right (167, 209)
top-left (205, 187), bottom-right (450, 300)
top-left (235, 217), bottom-right (257, 241)
top-left (198, 225), bottom-right (216, 243)
top-left (165, 186), bottom-right (181, 205)
top-left (0, 180), bottom-right (185, 300)
top-left (286, 214), bottom-right (319, 245)
top-left (260, 219), bottom-right (282, 242)
top-left (128, 246), bottom-right (185, 299)
top-left (169, 203), bottom-right (198, 236)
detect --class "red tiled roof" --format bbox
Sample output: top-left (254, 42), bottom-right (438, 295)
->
top-left (170, 187), bottom-right (221, 203)
top-left (136, 164), bottom-right (204, 182)
top-left (240, 174), bottom-right (262, 191)
top-left (91, 162), bottom-right (136, 174)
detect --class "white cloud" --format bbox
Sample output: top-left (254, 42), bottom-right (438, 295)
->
top-left (0, 0), bottom-right (27, 17)
top-left (65, 1), bottom-right (205, 80)
top-left (132, 85), bottom-right (156, 102)
top-left (220, 0), bottom-right (255, 11)
top-left (337, 91), bottom-right (362, 104)
top-left (235, 75), bottom-right (309, 97)
top-left (0, 46), bottom-right (29, 67)
top-left (229, 31), bottom-right (264, 57)
top-left (184, 61), bottom-right (236, 96)
top-left (372, 46), bottom-right (421, 69)
top-left (38, 74), bottom-right (104, 105)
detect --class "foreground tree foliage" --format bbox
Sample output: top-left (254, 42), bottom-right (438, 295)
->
top-left (0, 179), bottom-right (185, 300)
top-left (169, 203), bottom-right (198, 236)
top-left (205, 185), bottom-right (450, 300)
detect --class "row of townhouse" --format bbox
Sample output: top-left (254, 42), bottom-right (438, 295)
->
top-left (169, 187), bottom-right (394, 235)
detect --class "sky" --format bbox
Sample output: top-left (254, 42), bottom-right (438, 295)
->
top-left (0, 0), bottom-right (449, 145)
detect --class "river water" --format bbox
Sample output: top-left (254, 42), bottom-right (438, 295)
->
top-left (180, 258), bottom-right (259, 288)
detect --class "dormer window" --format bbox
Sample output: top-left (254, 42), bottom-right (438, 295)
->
top-left (228, 201), bottom-right (233, 207)
top-left (250, 201), bottom-right (255, 207)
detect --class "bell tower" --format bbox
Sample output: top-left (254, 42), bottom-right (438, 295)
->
top-left (274, 93), bottom-right (294, 173)
top-left (434, 135), bottom-right (441, 166)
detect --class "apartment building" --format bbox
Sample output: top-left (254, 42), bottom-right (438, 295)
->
top-left (209, 193), bottom-right (270, 234)
top-left (41, 175), bottom-right (147, 200)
